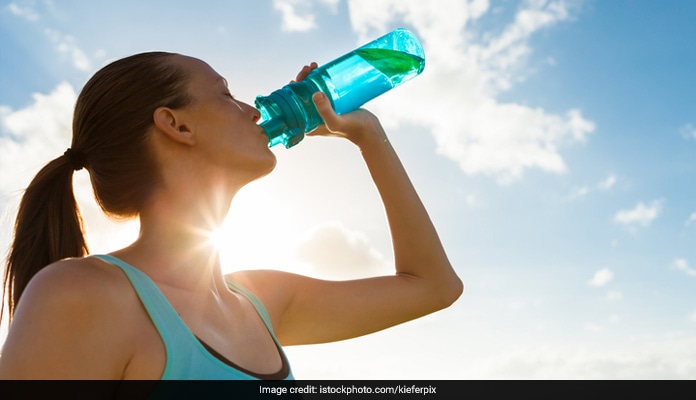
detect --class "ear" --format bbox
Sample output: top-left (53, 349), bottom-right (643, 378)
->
top-left (153, 107), bottom-right (196, 146)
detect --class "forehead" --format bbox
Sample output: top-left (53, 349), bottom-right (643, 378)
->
top-left (173, 55), bottom-right (226, 86)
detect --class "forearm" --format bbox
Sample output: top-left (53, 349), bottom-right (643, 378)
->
top-left (355, 124), bottom-right (462, 301)
top-left (309, 91), bottom-right (462, 305)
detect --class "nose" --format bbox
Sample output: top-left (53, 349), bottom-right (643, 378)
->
top-left (251, 108), bottom-right (261, 123)
top-left (242, 102), bottom-right (261, 123)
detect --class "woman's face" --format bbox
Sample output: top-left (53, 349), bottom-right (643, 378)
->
top-left (172, 55), bottom-right (277, 184)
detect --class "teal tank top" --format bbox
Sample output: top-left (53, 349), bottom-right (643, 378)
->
top-left (94, 254), bottom-right (293, 380)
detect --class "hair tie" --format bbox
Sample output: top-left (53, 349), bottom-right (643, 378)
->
top-left (63, 148), bottom-right (85, 171)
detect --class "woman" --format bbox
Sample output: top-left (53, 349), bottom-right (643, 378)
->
top-left (0, 52), bottom-right (462, 379)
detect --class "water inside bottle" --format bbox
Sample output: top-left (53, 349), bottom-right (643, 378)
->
top-left (312, 48), bottom-right (425, 114)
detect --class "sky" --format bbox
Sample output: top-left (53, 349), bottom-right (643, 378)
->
top-left (1, 0), bottom-right (695, 380)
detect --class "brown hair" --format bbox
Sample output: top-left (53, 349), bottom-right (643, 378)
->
top-left (2, 52), bottom-right (193, 321)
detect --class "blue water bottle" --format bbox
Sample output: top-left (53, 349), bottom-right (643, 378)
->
top-left (255, 28), bottom-right (426, 148)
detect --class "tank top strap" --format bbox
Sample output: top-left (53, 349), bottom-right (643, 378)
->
top-left (224, 276), bottom-right (276, 336)
top-left (92, 254), bottom-right (195, 374)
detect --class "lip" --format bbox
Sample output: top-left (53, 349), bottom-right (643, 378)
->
top-left (257, 127), bottom-right (269, 142)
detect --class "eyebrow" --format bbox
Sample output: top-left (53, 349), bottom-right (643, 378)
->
top-left (218, 77), bottom-right (229, 88)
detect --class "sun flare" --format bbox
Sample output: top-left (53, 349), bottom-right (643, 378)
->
top-left (207, 224), bottom-right (230, 252)
top-left (206, 183), bottom-right (307, 275)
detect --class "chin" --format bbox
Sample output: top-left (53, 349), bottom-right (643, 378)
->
top-left (254, 153), bottom-right (278, 180)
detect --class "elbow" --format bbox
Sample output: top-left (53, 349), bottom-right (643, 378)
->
top-left (399, 259), bottom-right (464, 313)
top-left (429, 268), bottom-right (463, 311)
top-left (420, 258), bottom-right (464, 311)
top-left (441, 275), bottom-right (464, 309)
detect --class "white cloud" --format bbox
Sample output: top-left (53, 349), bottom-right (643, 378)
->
top-left (480, 337), bottom-right (696, 379)
top-left (0, 83), bottom-right (138, 262)
top-left (674, 259), bottom-right (696, 278)
top-left (274, 0), bottom-right (316, 32)
top-left (598, 174), bottom-right (617, 190)
top-left (588, 268), bottom-right (613, 287)
top-left (94, 49), bottom-right (107, 60)
top-left (44, 28), bottom-right (92, 72)
top-left (294, 220), bottom-right (388, 279)
top-left (614, 199), bottom-right (663, 228)
top-left (690, 311), bottom-right (696, 323)
top-left (569, 185), bottom-right (590, 198)
top-left (6, 2), bottom-right (39, 21)
top-left (346, 0), bottom-right (594, 183)
top-left (1, 83), bottom-right (77, 259)
top-left (680, 123), bottom-right (696, 140)
top-left (567, 173), bottom-right (617, 200)
top-left (607, 290), bottom-right (622, 301)
top-left (273, 0), bottom-right (339, 32)
top-left (476, 0), bottom-right (572, 90)
top-left (0, 82), bottom-right (76, 192)
top-left (320, 0), bottom-right (340, 13)
top-left (685, 212), bottom-right (696, 227)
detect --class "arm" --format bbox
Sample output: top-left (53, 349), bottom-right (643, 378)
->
top-left (231, 91), bottom-right (462, 346)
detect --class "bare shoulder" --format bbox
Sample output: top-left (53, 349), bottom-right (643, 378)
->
top-left (227, 268), bottom-right (294, 291)
top-left (227, 269), bottom-right (312, 302)
top-left (16, 256), bottom-right (137, 317)
top-left (226, 269), bottom-right (303, 324)
top-left (0, 256), bottom-right (142, 379)
top-left (28, 256), bottom-right (129, 295)
top-left (227, 269), bottom-right (293, 302)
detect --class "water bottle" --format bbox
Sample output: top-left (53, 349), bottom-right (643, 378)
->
top-left (255, 28), bottom-right (425, 148)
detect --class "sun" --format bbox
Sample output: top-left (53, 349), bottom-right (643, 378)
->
top-left (205, 183), bottom-right (306, 275)
top-left (207, 223), bottom-right (231, 252)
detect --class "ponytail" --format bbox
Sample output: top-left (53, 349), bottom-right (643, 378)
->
top-left (2, 153), bottom-right (88, 321)
top-left (2, 51), bottom-right (192, 323)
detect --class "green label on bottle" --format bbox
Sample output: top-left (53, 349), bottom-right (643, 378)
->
top-left (354, 48), bottom-right (425, 86)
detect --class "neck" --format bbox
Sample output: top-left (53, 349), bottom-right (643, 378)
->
top-left (116, 181), bottom-right (238, 293)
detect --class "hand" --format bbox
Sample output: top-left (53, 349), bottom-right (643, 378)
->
top-left (308, 92), bottom-right (387, 148)
top-left (293, 62), bottom-right (387, 147)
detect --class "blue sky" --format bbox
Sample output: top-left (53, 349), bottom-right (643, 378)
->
top-left (1, 0), bottom-right (695, 379)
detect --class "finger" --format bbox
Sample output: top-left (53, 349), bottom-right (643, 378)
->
top-left (294, 66), bottom-right (308, 82)
top-left (294, 62), bottom-right (318, 82)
